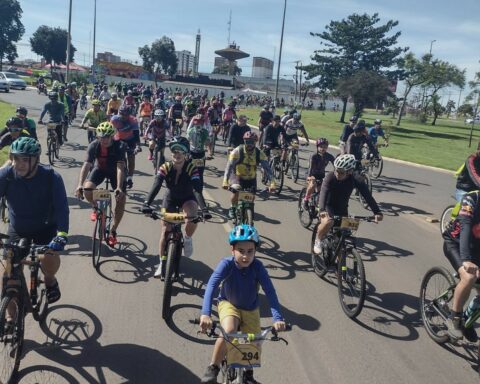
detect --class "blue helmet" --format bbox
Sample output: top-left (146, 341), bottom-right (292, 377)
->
top-left (228, 224), bottom-right (260, 245)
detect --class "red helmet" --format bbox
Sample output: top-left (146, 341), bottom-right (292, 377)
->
top-left (243, 131), bottom-right (258, 142)
top-left (316, 138), bottom-right (329, 146)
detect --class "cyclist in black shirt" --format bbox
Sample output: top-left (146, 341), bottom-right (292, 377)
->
top-left (227, 115), bottom-right (251, 149)
top-left (312, 154), bottom-right (382, 254)
top-left (345, 120), bottom-right (378, 163)
top-left (258, 104), bottom-right (273, 144)
top-left (262, 115), bottom-right (286, 158)
top-left (339, 116), bottom-right (357, 154)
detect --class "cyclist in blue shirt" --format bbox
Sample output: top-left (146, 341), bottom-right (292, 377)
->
top-left (199, 224), bottom-right (286, 384)
top-left (368, 119), bottom-right (388, 146)
top-left (0, 138), bottom-right (69, 304)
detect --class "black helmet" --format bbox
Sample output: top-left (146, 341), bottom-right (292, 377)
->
top-left (354, 120), bottom-right (366, 130)
top-left (169, 136), bottom-right (190, 153)
top-left (16, 106), bottom-right (28, 116)
top-left (7, 117), bottom-right (23, 128)
top-left (48, 91), bottom-right (58, 100)
top-left (349, 116), bottom-right (358, 123)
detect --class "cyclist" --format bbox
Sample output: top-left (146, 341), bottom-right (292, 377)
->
top-left (280, 109), bottom-right (291, 126)
top-left (15, 106), bottom-right (37, 139)
top-left (454, 144), bottom-right (480, 202)
top-left (284, 112), bottom-right (309, 145)
top-left (138, 96), bottom-right (153, 134)
top-left (345, 120), bottom-right (379, 164)
top-left (312, 154), bottom-right (383, 254)
top-left (99, 85), bottom-right (111, 109)
top-left (141, 137), bottom-right (201, 278)
top-left (339, 116), bottom-right (358, 155)
top-left (75, 122), bottom-right (127, 248)
top-left (142, 85), bottom-right (153, 100)
top-left (38, 91), bottom-right (65, 146)
top-left (80, 99), bottom-right (107, 143)
top-left (91, 84), bottom-right (100, 100)
top-left (199, 224), bottom-right (286, 384)
top-left (145, 109), bottom-right (170, 163)
top-left (110, 106), bottom-right (141, 189)
top-left (222, 131), bottom-right (274, 219)
top-left (368, 119), bottom-right (388, 146)
top-left (154, 97), bottom-right (166, 113)
top-left (0, 137), bottom-right (69, 304)
top-left (0, 117), bottom-right (31, 150)
top-left (168, 96), bottom-right (184, 134)
top-left (443, 191), bottom-right (480, 342)
top-left (57, 86), bottom-right (71, 142)
top-left (261, 115), bottom-right (286, 158)
top-left (123, 90), bottom-right (136, 114)
top-left (107, 92), bottom-right (121, 117)
top-left (227, 115), bottom-right (251, 150)
top-left (66, 83), bottom-right (79, 119)
top-left (257, 104), bottom-right (273, 144)
top-left (222, 103), bottom-right (237, 133)
top-left (302, 138), bottom-right (335, 209)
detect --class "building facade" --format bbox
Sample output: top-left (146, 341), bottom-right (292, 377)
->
top-left (176, 50), bottom-right (196, 76)
top-left (96, 52), bottom-right (121, 63)
top-left (252, 57), bottom-right (274, 79)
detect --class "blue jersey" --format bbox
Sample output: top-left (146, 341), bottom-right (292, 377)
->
top-left (368, 127), bottom-right (385, 144)
top-left (201, 256), bottom-right (283, 322)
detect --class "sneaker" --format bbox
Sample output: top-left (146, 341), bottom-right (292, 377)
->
top-left (46, 280), bottom-right (61, 304)
top-left (228, 207), bottom-right (236, 220)
top-left (148, 154), bottom-right (153, 161)
top-left (244, 370), bottom-right (258, 384)
top-left (90, 209), bottom-right (98, 221)
top-left (313, 239), bottom-right (323, 254)
top-left (107, 230), bottom-right (118, 248)
top-left (446, 316), bottom-right (464, 341)
top-left (463, 325), bottom-right (478, 343)
top-left (126, 176), bottom-right (133, 189)
top-left (201, 364), bottom-right (220, 384)
top-left (183, 236), bottom-right (193, 258)
top-left (154, 258), bottom-right (166, 280)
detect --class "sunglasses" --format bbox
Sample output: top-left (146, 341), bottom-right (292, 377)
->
top-left (9, 128), bottom-right (22, 133)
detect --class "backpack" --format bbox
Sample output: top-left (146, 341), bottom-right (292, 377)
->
top-left (450, 190), bottom-right (480, 221)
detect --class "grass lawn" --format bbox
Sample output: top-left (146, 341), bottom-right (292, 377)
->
top-left (0, 100), bottom-right (15, 164)
top-left (239, 106), bottom-right (479, 171)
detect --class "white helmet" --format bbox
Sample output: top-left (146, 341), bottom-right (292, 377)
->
top-left (334, 154), bottom-right (356, 171)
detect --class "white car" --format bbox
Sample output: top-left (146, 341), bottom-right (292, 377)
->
top-left (0, 72), bottom-right (26, 90)
top-left (0, 76), bottom-right (9, 92)
top-left (466, 117), bottom-right (480, 124)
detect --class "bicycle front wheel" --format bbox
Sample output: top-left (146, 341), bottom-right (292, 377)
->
top-left (358, 174), bottom-right (372, 209)
top-left (311, 223), bottom-right (328, 278)
top-left (273, 158), bottom-right (284, 195)
top-left (245, 207), bottom-right (254, 226)
top-left (370, 158), bottom-right (383, 178)
top-left (0, 293), bottom-right (24, 384)
top-left (337, 247), bottom-right (366, 318)
top-left (162, 241), bottom-right (178, 321)
top-left (440, 205), bottom-right (454, 234)
top-left (32, 269), bottom-right (49, 323)
top-left (292, 154), bottom-right (300, 183)
top-left (48, 139), bottom-right (55, 165)
top-left (298, 188), bottom-right (312, 229)
top-left (419, 266), bottom-right (455, 344)
top-left (91, 214), bottom-right (104, 269)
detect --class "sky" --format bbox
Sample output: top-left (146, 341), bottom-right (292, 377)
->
top-left (14, 0), bottom-right (480, 100)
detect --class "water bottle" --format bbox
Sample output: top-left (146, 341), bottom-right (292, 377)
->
top-left (464, 296), bottom-right (480, 319)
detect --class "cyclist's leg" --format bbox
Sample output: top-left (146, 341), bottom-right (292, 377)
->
top-left (305, 176), bottom-right (316, 200)
top-left (182, 198), bottom-right (198, 237)
top-left (212, 301), bottom-right (241, 366)
top-left (82, 168), bottom-right (105, 209)
top-left (315, 214), bottom-right (334, 240)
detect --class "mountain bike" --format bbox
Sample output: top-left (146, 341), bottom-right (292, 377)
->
top-left (194, 319), bottom-right (291, 384)
top-left (354, 160), bottom-right (373, 209)
top-left (311, 216), bottom-right (375, 318)
top-left (361, 143), bottom-right (386, 179)
top-left (229, 186), bottom-right (255, 226)
top-left (284, 141), bottom-right (306, 183)
top-left (145, 209), bottom-right (204, 322)
top-left (171, 118), bottom-right (183, 136)
top-left (45, 123), bottom-right (61, 165)
top-left (440, 199), bottom-right (455, 234)
top-left (79, 94), bottom-right (88, 110)
top-left (151, 138), bottom-right (166, 174)
top-left (0, 236), bottom-right (50, 384)
top-left (268, 148), bottom-right (284, 195)
top-left (420, 266), bottom-right (480, 345)
top-left (298, 179), bottom-right (322, 229)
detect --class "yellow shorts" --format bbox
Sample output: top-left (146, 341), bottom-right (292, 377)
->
top-left (218, 301), bottom-right (261, 334)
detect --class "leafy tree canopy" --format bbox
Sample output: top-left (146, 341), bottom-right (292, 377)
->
top-left (0, 0), bottom-right (25, 71)
top-left (138, 36), bottom-right (178, 82)
top-left (30, 25), bottom-right (76, 69)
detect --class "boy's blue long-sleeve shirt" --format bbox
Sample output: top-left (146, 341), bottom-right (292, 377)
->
top-left (202, 257), bottom-right (283, 322)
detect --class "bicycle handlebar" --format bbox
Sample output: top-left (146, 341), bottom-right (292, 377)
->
top-left (139, 207), bottom-right (205, 223)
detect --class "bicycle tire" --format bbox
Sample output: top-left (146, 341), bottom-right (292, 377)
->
top-left (211, 132), bottom-right (217, 156)
top-left (440, 205), bottom-right (454, 234)
top-left (289, 152), bottom-right (296, 180)
top-left (162, 240), bottom-right (178, 321)
top-left (419, 266), bottom-right (455, 344)
top-left (91, 214), bottom-right (103, 269)
top-left (48, 140), bottom-right (55, 165)
top-left (273, 158), bottom-right (284, 195)
top-left (154, 150), bottom-right (163, 174)
top-left (32, 268), bottom-right (49, 323)
top-left (370, 158), bottom-right (383, 179)
top-left (292, 154), bottom-right (300, 183)
top-left (298, 188), bottom-right (313, 229)
top-left (54, 137), bottom-right (60, 159)
top-left (337, 246), bottom-right (366, 318)
top-left (0, 197), bottom-right (8, 224)
top-left (0, 293), bottom-right (24, 384)
top-left (310, 223), bottom-right (328, 278)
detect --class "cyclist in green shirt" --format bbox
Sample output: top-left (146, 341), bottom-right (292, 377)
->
top-left (80, 99), bottom-right (107, 143)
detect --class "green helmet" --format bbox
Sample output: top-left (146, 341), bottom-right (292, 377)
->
top-left (96, 122), bottom-right (115, 137)
top-left (10, 137), bottom-right (41, 156)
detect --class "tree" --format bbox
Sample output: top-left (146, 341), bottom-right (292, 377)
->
top-left (428, 94), bottom-right (446, 125)
top-left (212, 64), bottom-right (242, 76)
top-left (30, 26), bottom-right (76, 76)
top-left (304, 13), bottom-right (407, 121)
top-left (465, 72), bottom-right (480, 146)
top-left (445, 100), bottom-right (455, 118)
top-left (395, 53), bottom-right (430, 125)
top-left (457, 103), bottom-right (474, 117)
top-left (0, 0), bottom-right (25, 71)
top-left (336, 70), bottom-right (392, 116)
top-left (138, 36), bottom-right (178, 85)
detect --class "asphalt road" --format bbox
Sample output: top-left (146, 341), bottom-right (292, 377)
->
top-left (0, 88), bottom-right (477, 384)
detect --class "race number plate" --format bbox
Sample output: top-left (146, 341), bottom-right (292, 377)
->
top-left (291, 141), bottom-right (299, 149)
top-left (162, 212), bottom-right (185, 224)
top-left (238, 191), bottom-right (255, 202)
top-left (46, 123), bottom-right (57, 130)
top-left (226, 342), bottom-right (261, 368)
top-left (272, 148), bottom-right (282, 156)
top-left (191, 158), bottom-right (205, 167)
top-left (92, 189), bottom-right (111, 201)
top-left (340, 217), bottom-right (360, 231)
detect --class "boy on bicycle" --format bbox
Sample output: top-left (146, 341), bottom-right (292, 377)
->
top-left (199, 224), bottom-right (286, 384)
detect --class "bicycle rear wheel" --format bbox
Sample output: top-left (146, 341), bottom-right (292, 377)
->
top-left (162, 241), bottom-right (178, 321)
top-left (48, 139), bottom-right (55, 165)
top-left (370, 158), bottom-right (383, 178)
top-left (298, 188), bottom-right (312, 229)
top-left (419, 266), bottom-right (455, 344)
top-left (440, 205), bottom-right (454, 234)
top-left (91, 214), bottom-right (104, 269)
top-left (0, 293), bottom-right (24, 384)
top-left (311, 223), bottom-right (328, 278)
top-left (337, 247), bottom-right (366, 318)
top-left (272, 158), bottom-right (284, 195)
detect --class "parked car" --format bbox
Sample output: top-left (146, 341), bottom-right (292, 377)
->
top-left (0, 72), bottom-right (26, 90)
top-left (465, 116), bottom-right (480, 124)
top-left (0, 76), bottom-right (10, 93)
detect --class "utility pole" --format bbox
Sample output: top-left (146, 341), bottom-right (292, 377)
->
top-left (92, 0), bottom-right (97, 83)
top-left (66, 0), bottom-right (73, 83)
top-left (274, 0), bottom-right (287, 109)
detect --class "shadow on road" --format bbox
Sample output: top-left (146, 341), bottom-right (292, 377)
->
top-left (356, 237), bottom-right (414, 261)
top-left (16, 364), bottom-right (81, 383)
top-left (378, 201), bottom-right (431, 217)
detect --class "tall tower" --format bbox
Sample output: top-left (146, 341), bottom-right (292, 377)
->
top-left (194, 29), bottom-right (201, 76)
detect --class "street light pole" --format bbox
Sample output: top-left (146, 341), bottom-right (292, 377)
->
top-left (66, 0), bottom-right (73, 83)
top-left (429, 39), bottom-right (436, 55)
top-left (274, 0), bottom-right (287, 109)
top-left (92, 0), bottom-right (97, 83)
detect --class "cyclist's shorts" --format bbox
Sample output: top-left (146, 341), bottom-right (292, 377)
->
top-left (218, 301), bottom-right (261, 334)
top-left (87, 167), bottom-right (127, 192)
top-left (161, 191), bottom-right (197, 212)
top-left (229, 178), bottom-right (257, 192)
top-left (121, 138), bottom-right (137, 154)
top-left (285, 134), bottom-right (298, 145)
top-left (8, 225), bottom-right (56, 253)
top-left (443, 237), bottom-right (480, 274)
